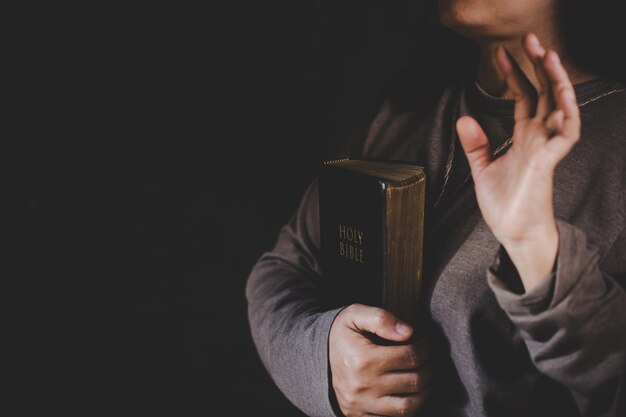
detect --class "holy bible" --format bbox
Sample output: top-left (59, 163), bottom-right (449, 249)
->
top-left (319, 158), bottom-right (426, 329)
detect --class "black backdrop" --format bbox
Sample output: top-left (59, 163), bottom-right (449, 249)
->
top-left (14, 2), bottom-right (422, 415)
top-left (12, 1), bottom-right (625, 415)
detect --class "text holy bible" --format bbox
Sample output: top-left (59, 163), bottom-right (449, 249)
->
top-left (319, 158), bottom-right (426, 328)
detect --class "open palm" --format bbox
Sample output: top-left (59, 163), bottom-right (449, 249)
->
top-left (456, 33), bottom-right (581, 289)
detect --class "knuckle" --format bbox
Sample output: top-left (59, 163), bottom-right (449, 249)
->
top-left (343, 391), bottom-right (358, 408)
top-left (343, 303), bottom-right (360, 318)
top-left (530, 117), bottom-right (543, 127)
top-left (404, 347), bottom-right (419, 368)
top-left (349, 353), bottom-right (370, 371)
top-left (512, 90), bottom-right (526, 101)
top-left (408, 373), bottom-right (420, 392)
top-left (350, 303), bottom-right (365, 311)
top-left (536, 84), bottom-right (547, 96)
top-left (371, 309), bottom-right (388, 327)
top-left (529, 120), bottom-right (547, 136)
top-left (348, 377), bottom-right (368, 394)
top-left (555, 84), bottom-right (571, 97)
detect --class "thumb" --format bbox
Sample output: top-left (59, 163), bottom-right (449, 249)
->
top-left (347, 304), bottom-right (413, 343)
top-left (456, 116), bottom-right (492, 177)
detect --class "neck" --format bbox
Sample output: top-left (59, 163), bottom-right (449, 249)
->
top-left (476, 35), bottom-right (597, 99)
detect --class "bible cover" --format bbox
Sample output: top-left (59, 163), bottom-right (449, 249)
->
top-left (319, 158), bottom-right (426, 328)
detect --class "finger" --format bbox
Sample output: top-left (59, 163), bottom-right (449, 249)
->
top-left (543, 50), bottom-right (581, 139)
top-left (544, 131), bottom-right (581, 165)
top-left (456, 116), bottom-right (492, 177)
top-left (348, 304), bottom-right (413, 343)
top-left (523, 33), bottom-right (554, 118)
top-left (496, 46), bottom-right (537, 121)
top-left (544, 109), bottom-right (564, 134)
top-left (380, 366), bottom-right (432, 395)
top-left (380, 341), bottom-right (432, 372)
top-left (368, 392), bottom-right (430, 417)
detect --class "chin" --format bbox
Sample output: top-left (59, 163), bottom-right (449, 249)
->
top-left (437, 3), bottom-right (481, 34)
top-left (436, 0), bottom-right (523, 40)
top-left (437, 0), bottom-right (553, 40)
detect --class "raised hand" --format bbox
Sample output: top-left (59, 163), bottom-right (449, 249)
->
top-left (329, 304), bottom-right (432, 417)
top-left (456, 33), bottom-right (581, 291)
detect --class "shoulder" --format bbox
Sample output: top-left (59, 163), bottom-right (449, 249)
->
top-left (337, 30), bottom-right (479, 159)
top-left (578, 79), bottom-right (626, 141)
top-left (336, 61), bottom-right (461, 160)
top-left (575, 80), bottom-right (626, 172)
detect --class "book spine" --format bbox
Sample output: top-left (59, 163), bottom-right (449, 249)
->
top-left (383, 174), bottom-right (425, 329)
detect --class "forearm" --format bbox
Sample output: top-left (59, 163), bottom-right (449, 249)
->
top-left (246, 255), bottom-right (343, 417)
top-left (245, 178), bottom-right (343, 417)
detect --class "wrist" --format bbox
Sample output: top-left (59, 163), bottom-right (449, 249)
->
top-left (500, 221), bottom-right (559, 292)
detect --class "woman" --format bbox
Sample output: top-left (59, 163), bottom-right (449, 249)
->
top-left (246, 0), bottom-right (626, 416)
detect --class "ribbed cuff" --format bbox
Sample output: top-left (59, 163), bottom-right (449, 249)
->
top-left (313, 307), bottom-right (347, 417)
top-left (487, 247), bottom-right (555, 317)
top-left (485, 220), bottom-right (592, 317)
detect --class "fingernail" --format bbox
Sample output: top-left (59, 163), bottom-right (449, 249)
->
top-left (396, 323), bottom-right (412, 336)
top-left (529, 33), bottom-right (539, 46)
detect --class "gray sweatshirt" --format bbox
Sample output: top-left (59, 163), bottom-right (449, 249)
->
top-left (245, 69), bottom-right (626, 416)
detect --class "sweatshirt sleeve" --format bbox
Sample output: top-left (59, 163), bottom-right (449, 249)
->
top-left (245, 179), bottom-right (344, 417)
top-left (486, 220), bottom-right (626, 417)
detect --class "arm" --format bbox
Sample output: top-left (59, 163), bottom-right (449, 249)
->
top-left (245, 180), bottom-right (344, 417)
top-left (487, 221), bottom-right (626, 416)
top-left (247, 179), bottom-right (433, 417)
top-left (456, 33), bottom-right (625, 416)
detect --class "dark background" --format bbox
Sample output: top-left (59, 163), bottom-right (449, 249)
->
top-left (11, 1), bottom-right (625, 415)
top-left (13, 2), bottom-right (425, 415)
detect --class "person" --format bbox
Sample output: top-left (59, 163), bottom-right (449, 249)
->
top-left (246, 0), bottom-right (626, 416)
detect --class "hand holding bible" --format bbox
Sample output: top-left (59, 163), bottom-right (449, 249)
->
top-left (456, 33), bottom-right (581, 291)
top-left (329, 304), bottom-right (432, 417)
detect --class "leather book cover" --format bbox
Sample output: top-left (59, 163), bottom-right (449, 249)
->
top-left (319, 158), bottom-right (426, 328)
